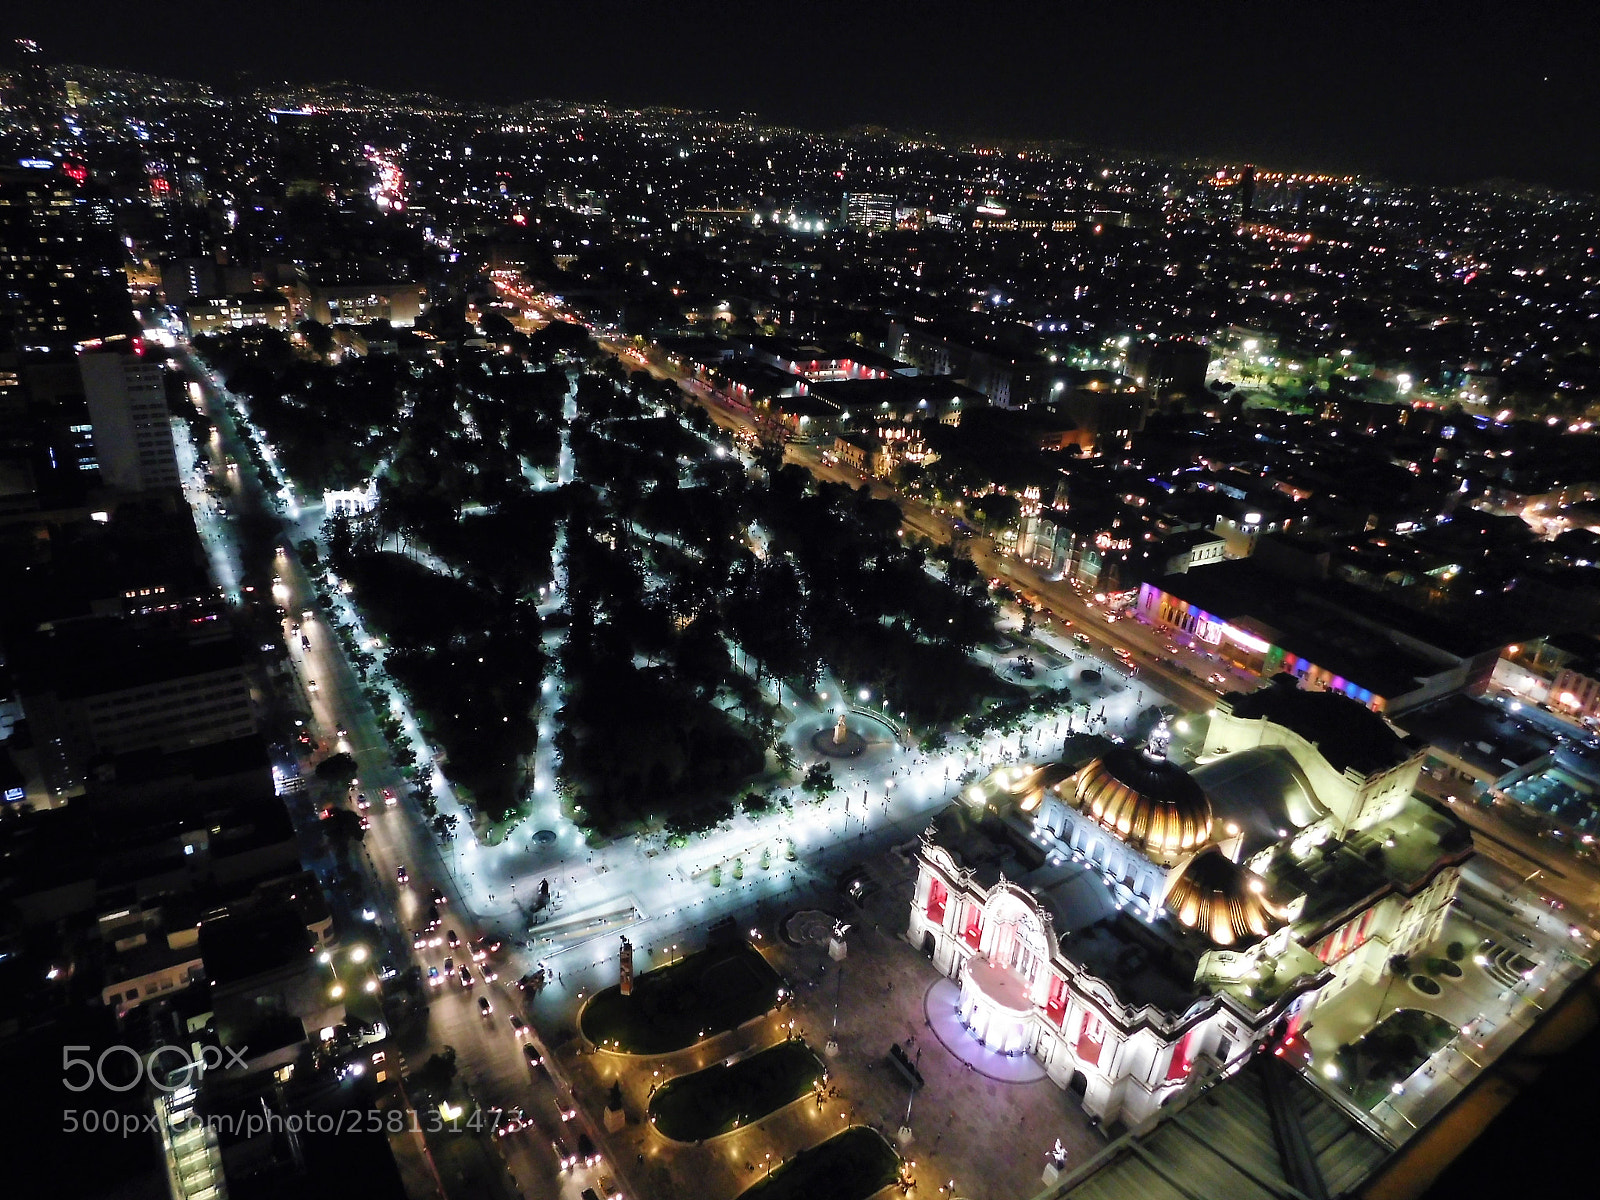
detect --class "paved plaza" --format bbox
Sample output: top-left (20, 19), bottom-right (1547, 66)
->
top-left (548, 846), bottom-right (1107, 1200)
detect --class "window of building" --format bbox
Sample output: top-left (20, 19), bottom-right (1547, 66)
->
top-left (1045, 976), bottom-right (1068, 1026)
top-left (1075, 1011), bottom-right (1105, 1066)
top-left (926, 877), bottom-right (947, 924)
top-left (962, 904), bottom-right (983, 950)
top-left (1166, 1028), bottom-right (1196, 1082)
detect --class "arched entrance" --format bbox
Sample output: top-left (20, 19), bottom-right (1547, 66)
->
top-left (921, 931), bottom-right (936, 958)
top-left (1068, 1070), bottom-right (1088, 1098)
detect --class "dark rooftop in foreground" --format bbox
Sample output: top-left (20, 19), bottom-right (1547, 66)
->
top-left (1049, 1055), bottom-right (1389, 1200)
top-left (197, 906), bottom-right (313, 990)
top-left (10, 617), bottom-right (243, 699)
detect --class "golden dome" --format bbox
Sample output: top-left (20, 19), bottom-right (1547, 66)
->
top-left (1067, 745), bottom-right (1213, 865)
top-left (1162, 847), bottom-right (1284, 948)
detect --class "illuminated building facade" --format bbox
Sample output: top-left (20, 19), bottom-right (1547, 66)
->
top-left (80, 342), bottom-right (181, 492)
top-left (841, 193), bottom-right (895, 231)
top-left (907, 681), bottom-right (1469, 1125)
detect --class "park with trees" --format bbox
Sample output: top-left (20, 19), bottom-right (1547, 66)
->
top-left (198, 310), bottom-right (1027, 839)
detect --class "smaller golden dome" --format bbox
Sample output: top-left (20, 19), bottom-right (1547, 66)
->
top-left (1162, 847), bottom-right (1283, 948)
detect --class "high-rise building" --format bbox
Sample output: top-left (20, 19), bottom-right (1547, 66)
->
top-left (80, 343), bottom-right (180, 492)
top-left (0, 164), bottom-right (88, 349)
top-left (269, 108), bottom-right (338, 195)
top-left (0, 163), bottom-right (131, 352)
top-left (8, 38), bottom-right (64, 146)
top-left (842, 193), bottom-right (895, 232)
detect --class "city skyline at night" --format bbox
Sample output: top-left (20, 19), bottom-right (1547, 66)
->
top-left (1, 18), bottom-right (1598, 1200)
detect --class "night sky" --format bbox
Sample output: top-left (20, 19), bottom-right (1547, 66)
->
top-left (10, 0), bottom-right (1599, 191)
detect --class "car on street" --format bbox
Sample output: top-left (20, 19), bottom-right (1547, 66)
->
top-left (493, 1108), bottom-right (529, 1137)
top-left (478, 996), bottom-right (493, 1017)
top-left (552, 1136), bottom-right (577, 1171)
top-left (382, 788), bottom-right (397, 807)
top-left (577, 1132), bottom-right (600, 1167)
top-left (426, 905), bottom-right (441, 929)
top-left (522, 1044), bottom-right (544, 1069)
top-left (307, 679), bottom-right (318, 691)
top-left (358, 814), bottom-right (371, 830)
top-left (446, 929), bottom-right (460, 949)
top-left (412, 929), bottom-right (442, 949)
top-left (430, 887), bottom-right (446, 906)
top-left (509, 1015), bottom-right (525, 1036)
top-left (556, 1097), bottom-right (577, 1121)
top-left (427, 967), bottom-right (442, 988)
top-left (443, 956), bottom-right (454, 974)
top-left (396, 865), bottom-right (409, 884)
top-left (301, 634), bottom-right (310, 648)
top-left (458, 965), bottom-right (474, 987)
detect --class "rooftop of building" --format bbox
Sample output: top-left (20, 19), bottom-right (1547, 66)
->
top-left (1259, 794), bottom-right (1470, 937)
top-left (4, 500), bottom-right (215, 627)
top-left (714, 358), bottom-right (806, 392)
top-left (9, 616), bottom-right (245, 700)
top-left (0, 749), bottom-right (292, 907)
top-left (199, 905), bottom-right (314, 990)
top-left (93, 732), bottom-right (272, 789)
top-left (1221, 675), bottom-right (1422, 777)
top-left (1147, 563), bottom-right (1463, 702)
top-left (1191, 746), bottom-right (1327, 861)
top-left (1393, 694), bottom-right (1558, 777)
top-left (1160, 528), bottom-right (1228, 553)
top-left (807, 374), bottom-right (983, 412)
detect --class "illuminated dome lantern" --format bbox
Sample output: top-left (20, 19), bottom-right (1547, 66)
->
top-left (1162, 847), bottom-right (1284, 947)
top-left (1067, 727), bottom-right (1213, 866)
